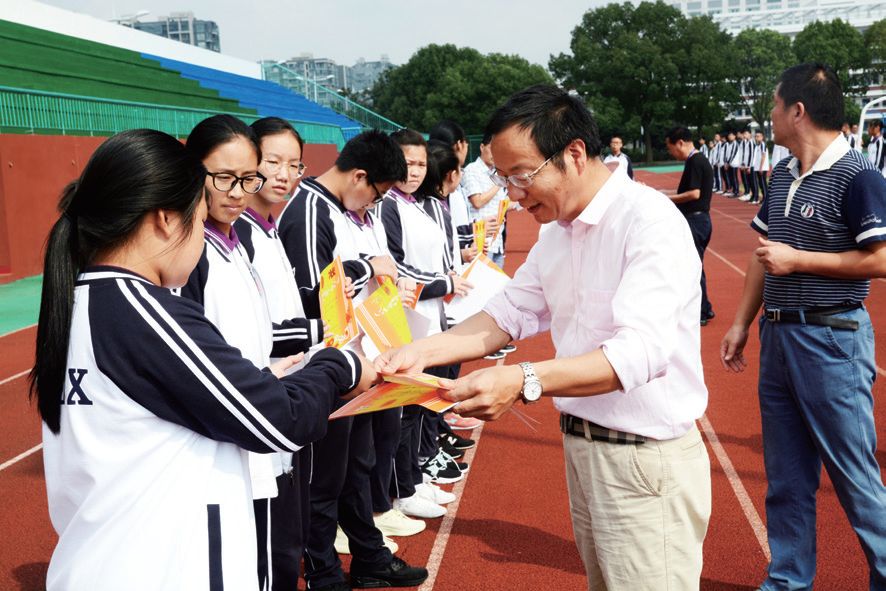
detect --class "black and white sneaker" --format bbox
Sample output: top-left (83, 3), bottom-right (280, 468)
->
top-left (440, 431), bottom-right (475, 451)
top-left (420, 449), bottom-right (463, 484)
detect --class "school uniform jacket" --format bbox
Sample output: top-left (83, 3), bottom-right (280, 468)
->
top-left (43, 266), bottom-right (360, 591)
top-left (868, 135), bottom-right (886, 176)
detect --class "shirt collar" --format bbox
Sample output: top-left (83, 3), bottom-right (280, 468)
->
top-left (204, 220), bottom-right (240, 251)
top-left (346, 209), bottom-right (374, 228)
top-left (244, 207), bottom-right (276, 233)
top-left (567, 169), bottom-right (627, 228)
top-left (302, 176), bottom-right (347, 213)
top-left (786, 134), bottom-right (850, 180)
top-left (389, 186), bottom-right (417, 204)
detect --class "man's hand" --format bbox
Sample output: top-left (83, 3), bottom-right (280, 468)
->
top-left (445, 365), bottom-right (524, 421)
top-left (369, 255), bottom-right (398, 280)
top-left (756, 237), bottom-right (800, 276)
top-left (343, 354), bottom-right (381, 400)
top-left (374, 344), bottom-right (427, 375)
top-left (396, 276), bottom-right (417, 308)
top-left (720, 324), bottom-right (750, 373)
top-left (269, 353), bottom-right (306, 378)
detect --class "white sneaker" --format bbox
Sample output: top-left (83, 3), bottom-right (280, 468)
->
top-left (416, 482), bottom-right (456, 505)
top-left (383, 535), bottom-right (399, 553)
top-left (374, 508), bottom-right (426, 537)
top-left (334, 524), bottom-right (349, 555)
top-left (738, 194), bottom-right (751, 202)
top-left (393, 493), bottom-right (446, 519)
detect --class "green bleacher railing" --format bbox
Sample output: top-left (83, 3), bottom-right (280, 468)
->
top-left (0, 85), bottom-right (348, 148)
top-left (262, 62), bottom-right (403, 135)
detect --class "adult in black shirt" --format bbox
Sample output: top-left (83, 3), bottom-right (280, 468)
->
top-left (666, 126), bottom-right (715, 325)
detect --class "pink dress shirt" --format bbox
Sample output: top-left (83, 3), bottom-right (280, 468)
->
top-left (484, 170), bottom-right (708, 440)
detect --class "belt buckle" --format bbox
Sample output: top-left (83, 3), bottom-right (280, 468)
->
top-left (767, 309), bottom-right (781, 322)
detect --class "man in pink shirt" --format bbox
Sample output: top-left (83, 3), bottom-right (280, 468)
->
top-left (377, 85), bottom-right (711, 590)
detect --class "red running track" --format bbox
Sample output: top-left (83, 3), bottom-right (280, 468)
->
top-left (1, 170), bottom-right (884, 590)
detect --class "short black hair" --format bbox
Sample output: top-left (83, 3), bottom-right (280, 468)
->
top-left (484, 84), bottom-right (602, 168)
top-left (776, 63), bottom-right (843, 132)
top-left (251, 117), bottom-right (304, 153)
top-left (390, 129), bottom-right (427, 149)
top-left (610, 135), bottom-right (623, 142)
top-left (335, 129), bottom-right (407, 184)
top-left (429, 120), bottom-right (466, 146)
top-left (187, 114), bottom-right (260, 162)
top-left (665, 126), bottom-right (693, 144)
top-left (869, 119), bottom-right (882, 130)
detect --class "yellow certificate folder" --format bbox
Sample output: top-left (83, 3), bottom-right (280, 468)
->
top-left (329, 373), bottom-right (455, 420)
top-left (319, 256), bottom-right (358, 349)
top-left (473, 219), bottom-right (486, 254)
top-left (355, 280), bottom-right (413, 354)
top-left (491, 198), bottom-right (510, 242)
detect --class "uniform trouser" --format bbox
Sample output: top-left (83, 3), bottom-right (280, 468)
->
top-left (418, 364), bottom-right (455, 459)
top-left (255, 497), bottom-right (272, 591)
top-left (684, 212), bottom-right (713, 319)
top-left (392, 406), bottom-right (423, 500)
top-left (564, 425), bottom-right (711, 591)
top-left (304, 414), bottom-right (392, 589)
top-left (270, 448), bottom-right (312, 591)
top-left (754, 171), bottom-right (768, 203)
top-left (740, 168), bottom-right (751, 194)
top-left (757, 308), bottom-right (886, 591)
top-left (724, 166), bottom-right (735, 193)
top-left (370, 408), bottom-right (402, 513)
top-left (713, 166), bottom-right (722, 192)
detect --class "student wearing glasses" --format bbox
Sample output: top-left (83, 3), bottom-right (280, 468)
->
top-left (378, 85), bottom-right (711, 591)
top-left (277, 130), bottom-right (428, 591)
top-left (181, 114), bottom-right (337, 589)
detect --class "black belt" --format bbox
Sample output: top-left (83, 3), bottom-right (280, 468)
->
top-left (559, 413), bottom-right (646, 445)
top-left (764, 304), bottom-right (861, 331)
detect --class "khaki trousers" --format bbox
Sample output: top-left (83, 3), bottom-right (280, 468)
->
top-left (563, 424), bottom-right (711, 591)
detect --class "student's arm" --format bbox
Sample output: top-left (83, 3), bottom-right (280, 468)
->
top-left (377, 198), bottom-right (453, 297)
top-left (468, 185), bottom-right (499, 210)
top-left (280, 195), bottom-right (335, 318)
top-left (270, 317), bottom-right (324, 356)
top-left (94, 281), bottom-right (368, 452)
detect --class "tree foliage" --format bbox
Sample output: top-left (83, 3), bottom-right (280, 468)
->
top-left (793, 19), bottom-right (870, 97)
top-left (864, 18), bottom-right (886, 83)
top-left (369, 44), bottom-right (552, 133)
top-left (732, 28), bottom-right (795, 132)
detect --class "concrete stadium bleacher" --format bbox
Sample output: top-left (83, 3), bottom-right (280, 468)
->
top-left (0, 19), bottom-right (255, 114)
top-left (147, 55), bottom-right (363, 137)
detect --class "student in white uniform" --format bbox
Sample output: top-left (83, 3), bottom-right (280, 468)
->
top-left (429, 120), bottom-right (478, 265)
top-left (277, 130), bottom-right (429, 591)
top-left (181, 114), bottom-right (324, 591)
top-left (377, 130), bottom-right (473, 501)
top-left (868, 119), bottom-right (886, 176)
top-left (235, 117), bottom-right (322, 591)
top-left (32, 129), bottom-right (372, 591)
top-left (749, 130), bottom-right (769, 205)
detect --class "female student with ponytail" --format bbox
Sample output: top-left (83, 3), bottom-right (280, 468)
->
top-left (32, 129), bottom-right (375, 591)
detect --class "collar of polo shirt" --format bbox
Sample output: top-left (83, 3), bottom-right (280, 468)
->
top-left (784, 134), bottom-right (851, 216)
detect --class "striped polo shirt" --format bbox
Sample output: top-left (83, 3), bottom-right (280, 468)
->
top-left (751, 134), bottom-right (886, 309)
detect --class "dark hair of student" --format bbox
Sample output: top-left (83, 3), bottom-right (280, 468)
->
top-left (484, 84), bottom-right (602, 169)
top-left (665, 126), bottom-right (694, 144)
top-left (390, 128), bottom-right (427, 149)
top-left (250, 117), bottom-right (305, 153)
top-left (870, 119), bottom-right (883, 131)
top-left (186, 114), bottom-right (261, 162)
top-left (30, 129), bottom-right (206, 433)
top-left (776, 63), bottom-right (844, 132)
top-left (335, 129), bottom-right (407, 184)
top-left (429, 120), bottom-right (466, 146)
top-left (417, 140), bottom-right (460, 199)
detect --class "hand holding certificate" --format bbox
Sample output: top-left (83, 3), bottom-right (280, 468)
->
top-left (319, 256), bottom-right (358, 349)
top-left (329, 372), bottom-right (455, 419)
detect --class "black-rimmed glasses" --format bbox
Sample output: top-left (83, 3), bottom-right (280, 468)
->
top-left (369, 180), bottom-right (385, 204)
top-left (206, 171), bottom-right (266, 194)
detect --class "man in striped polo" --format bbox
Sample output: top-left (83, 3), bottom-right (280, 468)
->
top-left (721, 63), bottom-right (886, 591)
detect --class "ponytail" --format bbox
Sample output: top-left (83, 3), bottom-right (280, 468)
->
top-left (29, 130), bottom-right (205, 433)
top-left (30, 183), bottom-right (80, 432)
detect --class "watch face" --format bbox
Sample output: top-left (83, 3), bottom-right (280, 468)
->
top-left (524, 381), bottom-right (543, 402)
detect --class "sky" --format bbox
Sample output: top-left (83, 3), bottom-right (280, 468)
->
top-left (39, 0), bottom-right (612, 68)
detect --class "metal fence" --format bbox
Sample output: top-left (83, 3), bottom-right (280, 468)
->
top-left (262, 62), bottom-right (403, 135)
top-left (0, 85), bottom-right (348, 147)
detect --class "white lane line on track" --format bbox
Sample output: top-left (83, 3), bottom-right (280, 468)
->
top-left (0, 323), bottom-right (37, 339)
top-left (0, 368), bottom-right (30, 387)
top-left (419, 355), bottom-right (504, 591)
top-left (0, 443), bottom-right (42, 474)
top-left (698, 245), bottom-right (772, 560)
top-left (710, 206), bottom-right (758, 227)
top-left (698, 415), bottom-right (771, 561)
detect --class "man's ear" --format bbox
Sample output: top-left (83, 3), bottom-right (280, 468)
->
top-left (566, 138), bottom-right (589, 174)
top-left (352, 169), bottom-right (368, 185)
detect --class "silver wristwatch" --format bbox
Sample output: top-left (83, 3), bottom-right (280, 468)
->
top-left (518, 362), bottom-right (543, 404)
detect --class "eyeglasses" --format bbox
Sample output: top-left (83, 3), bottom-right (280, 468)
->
top-left (206, 172), bottom-right (266, 194)
top-left (489, 148), bottom-right (565, 189)
top-left (262, 158), bottom-right (307, 178)
top-left (368, 180), bottom-right (385, 204)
